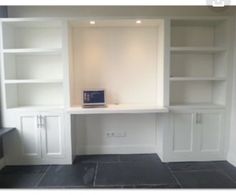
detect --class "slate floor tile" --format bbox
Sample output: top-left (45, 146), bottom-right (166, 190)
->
top-left (73, 154), bottom-right (120, 164)
top-left (0, 173), bottom-right (42, 188)
top-left (119, 153), bottom-right (161, 163)
top-left (167, 162), bottom-right (217, 172)
top-left (38, 163), bottom-right (96, 187)
top-left (133, 183), bottom-right (181, 188)
top-left (213, 161), bottom-right (236, 182)
top-left (173, 170), bottom-right (236, 188)
top-left (0, 165), bottom-right (49, 175)
top-left (95, 161), bottom-right (177, 187)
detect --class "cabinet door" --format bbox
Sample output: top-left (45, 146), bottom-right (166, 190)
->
top-left (196, 111), bottom-right (224, 159)
top-left (41, 113), bottom-right (65, 159)
top-left (17, 113), bottom-right (41, 160)
top-left (168, 112), bottom-right (197, 161)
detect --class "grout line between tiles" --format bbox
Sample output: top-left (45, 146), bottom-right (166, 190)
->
top-left (165, 164), bottom-right (183, 188)
top-left (34, 165), bottom-right (51, 188)
top-left (93, 162), bottom-right (99, 187)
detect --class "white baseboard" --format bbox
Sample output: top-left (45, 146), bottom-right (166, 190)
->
top-left (0, 158), bottom-right (5, 170)
top-left (227, 152), bottom-right (236, 167)
top-left (77, 145), bottom-right (157, 155)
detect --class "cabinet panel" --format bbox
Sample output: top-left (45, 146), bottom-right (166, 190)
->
top-left (172, 113), bottom-right (194, 152)
top-left (198, 113), bottom-right (223, 152)
top-left (167, 110), bottom-right (225, 162)
top-left (41, 113), bottom-right (65, 158)
top-left (18, 114), bottom-right (41, 158)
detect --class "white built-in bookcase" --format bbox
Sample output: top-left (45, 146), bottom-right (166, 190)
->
top-left (0, 17), bottom-right (230, 112)
top-left (0, 19), bottom-right (64, 109)
top-left (169, 18), bottom-right (229, 108)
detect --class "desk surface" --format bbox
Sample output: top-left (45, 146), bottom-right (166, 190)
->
top-left (68, 104), bottom-right (168, 114)
top-left (0, 128), bottom-right (16, 137)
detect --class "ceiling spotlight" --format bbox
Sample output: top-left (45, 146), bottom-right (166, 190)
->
top-left (136, 20), bottom-right (142, 24)
top-left (90, 21), bottom-right (95, 25)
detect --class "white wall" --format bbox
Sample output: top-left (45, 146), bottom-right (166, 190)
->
top-left (74, 114), bottom-right (158, 155)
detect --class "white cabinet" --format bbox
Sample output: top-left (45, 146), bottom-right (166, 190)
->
top-left (17, 111), bottom-right (66, 164)
top-left (40, 113), bottom-right (65, 159)
top-left (18, 114), bottom-right (41, 160)
top-left (166, 110), bottom-right (225, 162)
top-left (196, 111), bottom-right (224, 158)
top-left (169, 112), bottom-right (196, 159)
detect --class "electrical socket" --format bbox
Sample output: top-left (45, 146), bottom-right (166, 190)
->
top-left (106, 131), bottom-right (126, 137)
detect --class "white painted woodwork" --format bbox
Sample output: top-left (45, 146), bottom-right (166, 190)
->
top-left (0, 20), bottom-right (65, 110)
top-left (172, 113), bottom-right (194, 152)
top-left (17, 113), bottom-right (41, 160)
top-left (197, 112), bottom-right (224, 155)
top-left (171, 19), bottom-right (226, 47)
top-left (169, 18), bottom-right (228, 108)
top-left (4, 53), bottom-right (63, 80)
top-left (166, 110), bottom-right (225, 162)
top-left (14, 111), bottom-right (67, 164)
top-left (2, 21), bottom-right (62, 49)
top-left (5, 83), bottom-right (64, 109)
top-left (41, 113), bottom-right (65, 159)
top-left (68, 104), bottom-right (168, 114)
top-left (0, 17), bottom-right (232, 164)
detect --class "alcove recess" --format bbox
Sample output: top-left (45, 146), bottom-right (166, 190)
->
top-left (68, 19), bottom-right (166, 113)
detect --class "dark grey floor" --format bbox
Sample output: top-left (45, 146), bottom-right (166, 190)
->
top-left (1, 154), bottom-right (236, 188)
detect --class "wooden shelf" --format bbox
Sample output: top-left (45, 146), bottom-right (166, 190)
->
top-left (170, 47), bottom-right (226, 53)
top-left (170, 77), bottom-right (226, 81)
top-left (169, 103), bottom-right (225, 110)
top-left (3, 48), bottom-right (61, 54)
top-left (4, 79), bottom-right (63, 84)
top-left (6, 106), bottom-right (64, 111)
top-left (68, 104), bottom-right (169, 114)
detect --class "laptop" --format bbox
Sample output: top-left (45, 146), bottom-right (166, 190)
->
top-left (82, 89), bottom-right (106, 108)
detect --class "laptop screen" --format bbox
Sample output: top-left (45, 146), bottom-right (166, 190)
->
top-left (83, 90), bottom-right (105, 105)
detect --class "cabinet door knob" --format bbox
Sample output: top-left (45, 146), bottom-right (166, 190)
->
top-left (198, 113), bottom-right (202, 124)
top-left (40, 115), bottom-right (46, 129)
top-left (37, 116), bottom-right (40, 128)
top-left (196, 113), bottom-right (201, 124)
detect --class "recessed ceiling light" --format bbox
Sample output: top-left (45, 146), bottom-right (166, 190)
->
top-left (90, 21), bottom-right (95, 25)
top-left (136, 20), bottom-right (142, 24)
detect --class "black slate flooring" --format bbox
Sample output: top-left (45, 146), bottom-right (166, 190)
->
top-left (1, 154), bottom-right (236, 188)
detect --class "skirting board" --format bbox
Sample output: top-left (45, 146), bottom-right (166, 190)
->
top-left (77, 145), bottom-right (157, 155)
top-left (0, 158), bottom-right (5, 170)
top-left (227, 153), bottom-right (236, 167)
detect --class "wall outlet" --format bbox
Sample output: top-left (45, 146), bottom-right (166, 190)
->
top-left (106, 131), bottom-right (126, 138)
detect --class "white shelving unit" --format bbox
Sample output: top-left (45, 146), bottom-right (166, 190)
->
top-left (0, 19), bottom-right (65, 109)
top-left (159, 17), bottom-right (231, 162)
top-left (0, 17), bottom-right (232, 165)
top-left (1, 20), bottom-right (62, 49)
top-left (169, 18), bottom-right (228, 108)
